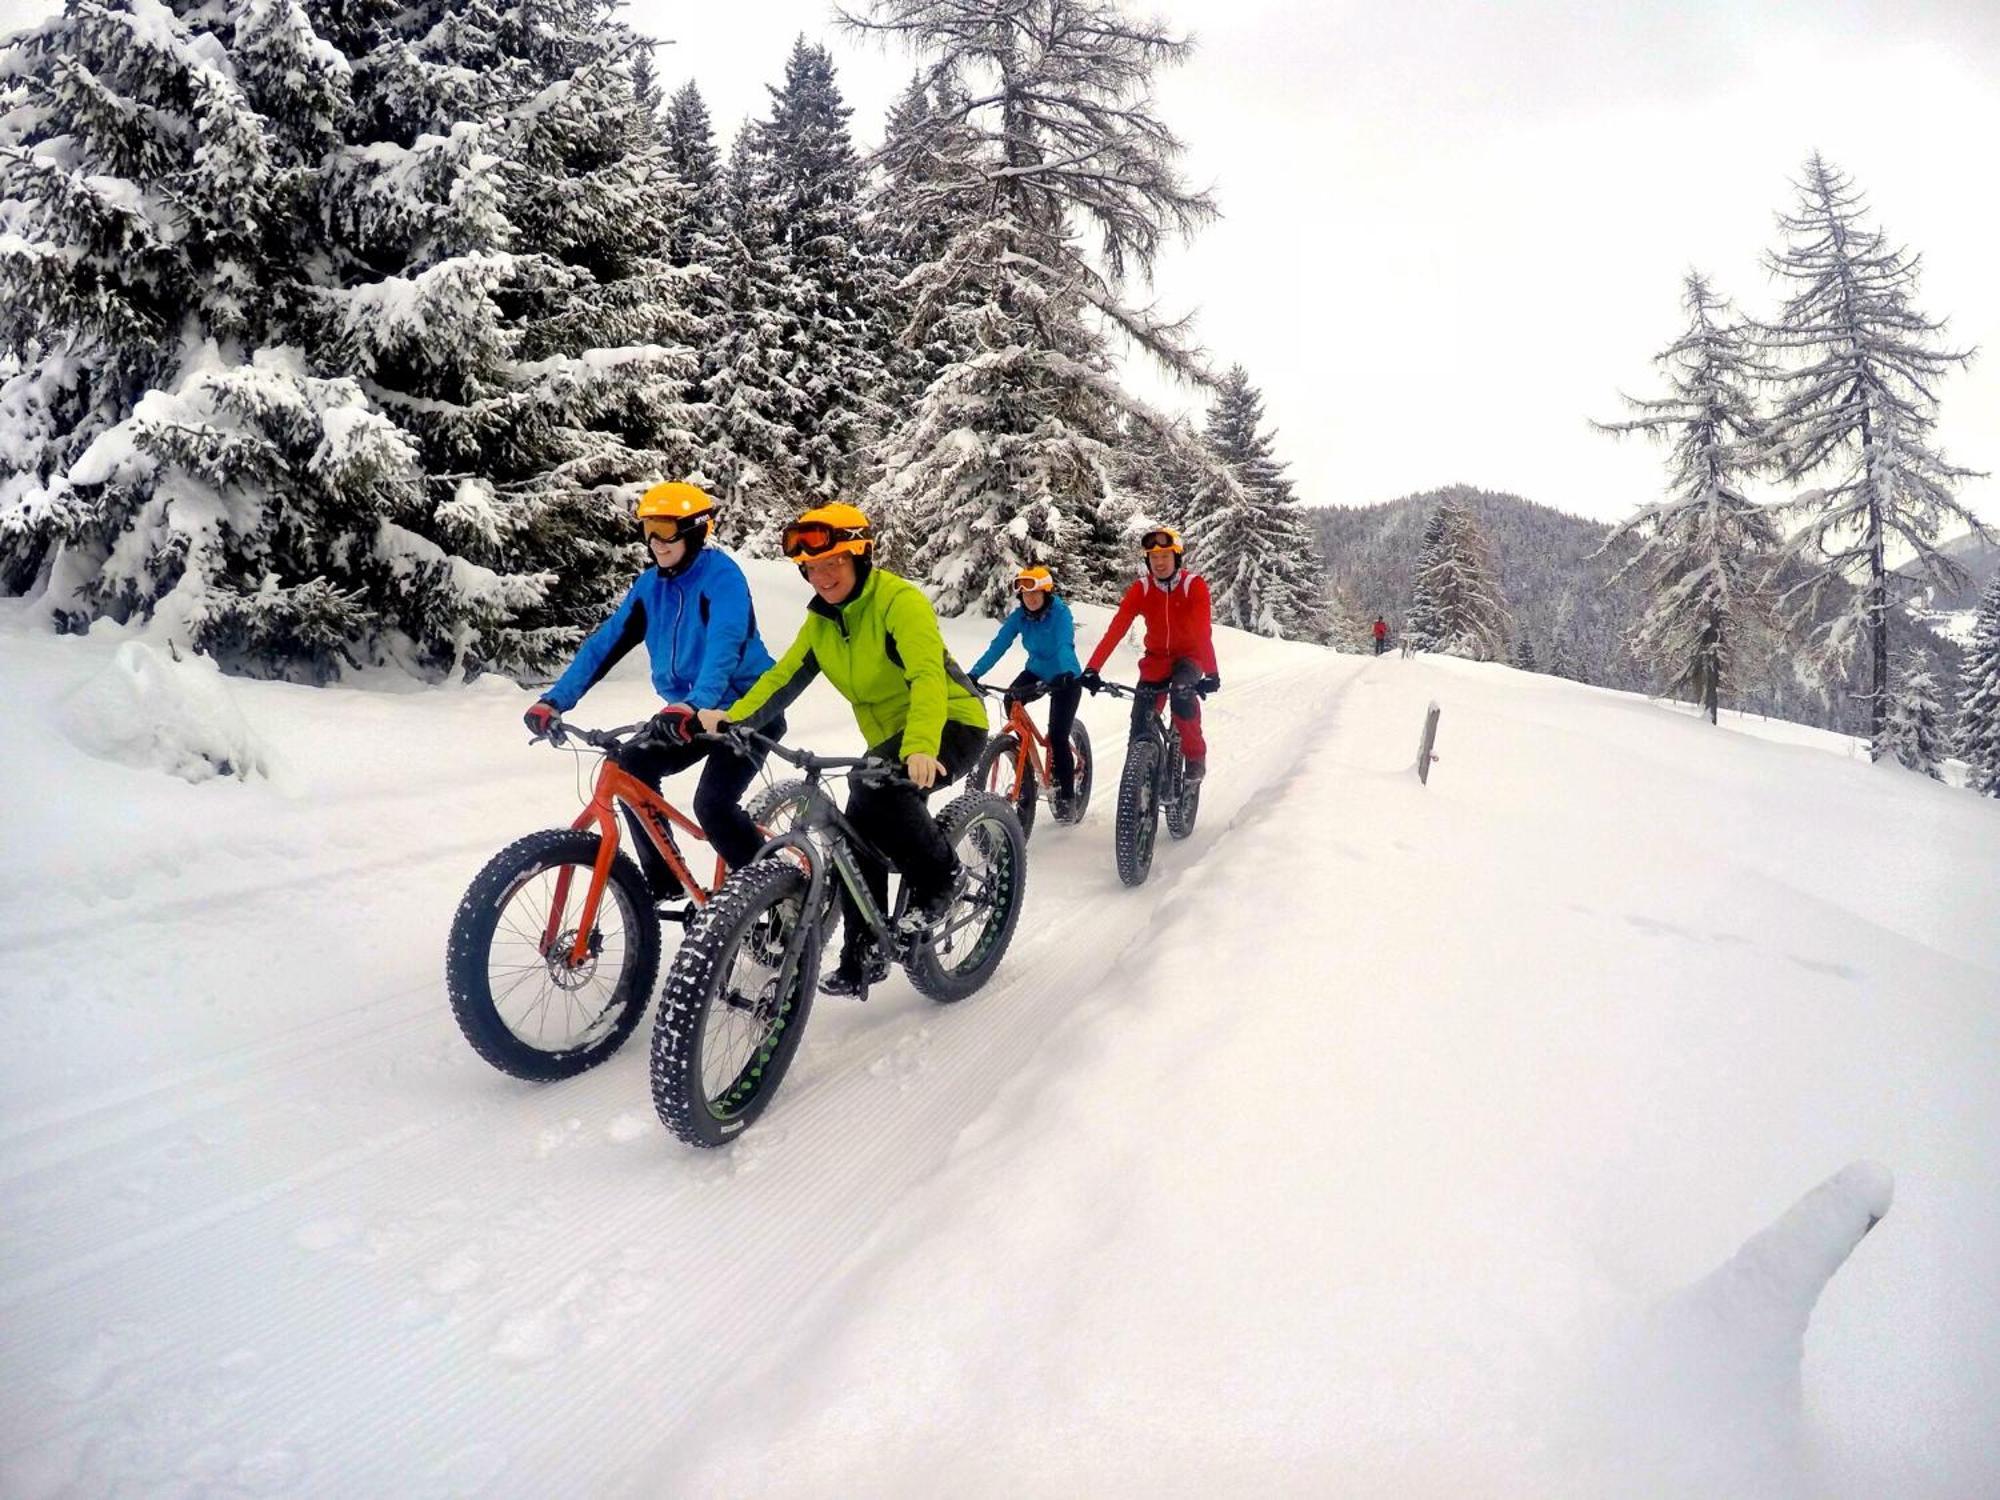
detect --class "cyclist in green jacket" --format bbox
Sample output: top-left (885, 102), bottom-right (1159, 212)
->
top-left (699, 502), bottom-right (988, 997)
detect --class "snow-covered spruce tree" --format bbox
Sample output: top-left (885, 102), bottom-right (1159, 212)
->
top-left (1512, 635), bottom-right (1540, 672)
top-left (1185, 364), bottom-right (1333, 641)
top-left (1405, 496), bottom-right (1509, 659)
top-left (661, 82), bottom-right (726, 311)
top-left (843, 0), bottom-right (1220, 617)
top-left (1758, 153), bottom-right (1988, 751)
top-left (1595, 272), bottom-right (1780, 723)
top-left (0, 0), bottom-right (537, 680)
top-left (1879, 648), bottom-right (1946, 778)
top-left (867, 73), bottom-right (984, 415)
top-left (1954, 574), bottom-right (2000, 796)
top-left (702, 127), bottom-right (801, 547)
top-left (751, 37), bottom-right (886, 509)
top-left (314, 0), bottom-right (701, 677)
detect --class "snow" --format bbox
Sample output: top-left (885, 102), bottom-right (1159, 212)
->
top-left (1, 570), bottom-right (1996, 1497)
top-left (52, 636), bottom-right (273, 783)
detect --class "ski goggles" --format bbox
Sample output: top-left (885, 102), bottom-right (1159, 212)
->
top-left (642, 515), bottom-right (705, 545)
top-left (1140, 530), bottom-right (1181, 553)
top-left (1015, 567), bottom-right (1054, 594)
top-left (781, 519), bottom-right (872, 560)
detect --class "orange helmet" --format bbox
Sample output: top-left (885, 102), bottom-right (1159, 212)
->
top-left (1139, 525), bottom-right (1183, 555)
top-left (1015, 565), bottom-right (1054, 595)
top-left (781, 502), bottom-right (874, 563)
top-left (637, 481), bottom-right (715, 544)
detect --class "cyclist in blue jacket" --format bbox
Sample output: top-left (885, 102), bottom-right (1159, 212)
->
top-left (523, 482), bottom-right (780, 892)
top-left (967, 564), bottom-right (1084, 816)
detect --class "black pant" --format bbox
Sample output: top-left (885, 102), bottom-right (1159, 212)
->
top-left (614, 713), bottom-right (783, 882)
top-left (1004, 670), bottom-right (1081, 797)
top-left (840, 719), bottom-right (987, 961)
top-left (1374, 635), bottom-right (1387, 655)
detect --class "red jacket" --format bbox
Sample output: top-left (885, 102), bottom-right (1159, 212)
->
top-left (1087, 570), bottom-right (1218, 676)
top-left (1372, 619), bottom-right (1388, 638)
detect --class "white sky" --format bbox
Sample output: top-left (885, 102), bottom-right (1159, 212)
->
top-left (3, 0), bottom-right (1993, 527)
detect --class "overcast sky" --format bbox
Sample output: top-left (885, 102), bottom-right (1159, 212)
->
top-left (5, 0), bottom-right (1993, 527)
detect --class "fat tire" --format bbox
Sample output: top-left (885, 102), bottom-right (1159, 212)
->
top-left (904, 791), bottom-right (1027, 1004)
top-left (745, 778), bottom-right (813, 839)
top-left (1165, 755), bottom-right (1201, 840)
top-left (447, 828), bottom-right (660, 1080)
top-left (1056, 720), bottom-right (1094, 823)
top-left (650, 858), bottom-right (820, 1148)
top-left (1114, 738), bottom-right (1161, 887)
top-left (971, 732), bottom-right (1039, 841)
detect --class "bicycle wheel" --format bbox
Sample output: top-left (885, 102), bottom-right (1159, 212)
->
top-left (447, 829), bottom-right (660, 1080)
top-left (745, 777), bottom-right (814, 840)
top-left (650, 858), bottom-right (821, 1147)
top-left (1114, 737), bottom-right (1161, 887)
top-left (905, 791), bottom-right (1027, 1004)
top-left (1056, 719), bottom-right (1094, 823)
top-left (1164, 728), bottom-right (1200, 840)
top-left (971, 732), bottom-right (1039, 841)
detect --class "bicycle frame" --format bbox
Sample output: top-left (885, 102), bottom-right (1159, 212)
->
top-left (543, 735), bottom-right (725, 968)
top-left (996, 693), bottom-right (1056, 791)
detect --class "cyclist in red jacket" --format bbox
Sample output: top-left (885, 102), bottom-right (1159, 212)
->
top-left (1079, 526), bottom-right (1219, 781)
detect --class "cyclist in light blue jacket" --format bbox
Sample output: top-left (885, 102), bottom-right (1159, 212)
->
top-left (523, 483), bottom-right (779, 891)
top-left (967, 565), bottom-right (1083, 814)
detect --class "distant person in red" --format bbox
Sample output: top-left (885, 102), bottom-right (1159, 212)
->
top-left (1373, 616), bottom-right (1389, 655)
top-left (1079, 526), bottom-right (1219, 781)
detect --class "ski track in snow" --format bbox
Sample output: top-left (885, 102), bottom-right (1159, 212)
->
top-left (0, 628), bottom-right (1352, 1497)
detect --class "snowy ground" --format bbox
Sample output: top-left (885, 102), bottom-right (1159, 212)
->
top-left (3, 564), bottom-right (1996, 1498)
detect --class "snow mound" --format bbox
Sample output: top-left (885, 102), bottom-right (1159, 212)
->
top-left (56, 639), bottom-right (272, 782)
top-left (1598, 1161), bottom-right (1896, 1497)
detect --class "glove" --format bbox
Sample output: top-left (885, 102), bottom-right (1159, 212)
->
top-left (524, 700), bottom-right (558, 738)
top-left (1079, 668), bottom-right (1103, 694)
top-left (651, 703), bottom-right (697, 744)
top-left (1197, 674), bottom-right (1220, 695)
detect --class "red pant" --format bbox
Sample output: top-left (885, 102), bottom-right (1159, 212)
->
top-left (1137, 656), bottom-right (1206, 762)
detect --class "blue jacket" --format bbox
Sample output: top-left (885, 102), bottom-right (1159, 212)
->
top-left (968, 595), bottom-right (1082, 683)
top-left (544, 547), bottom-right (774, 713)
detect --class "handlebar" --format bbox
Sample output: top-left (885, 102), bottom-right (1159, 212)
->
top-left (700, 722), bottom-right (913, 789)
top-left (532, 714), bottom-right (915, 788)
top-left (1094, 680), bottom-right (1215, 701)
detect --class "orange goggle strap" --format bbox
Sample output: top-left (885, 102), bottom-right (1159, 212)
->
top-left (782, 520), bottom-right (872, 559)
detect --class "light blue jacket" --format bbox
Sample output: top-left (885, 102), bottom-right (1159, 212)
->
top-left (968, 595), bottom-right (1082, 683)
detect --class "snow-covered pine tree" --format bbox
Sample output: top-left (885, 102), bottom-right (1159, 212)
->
top-left (1185, 364), bottom-right (1332, 641)
top-left (661, 82), bottom-right (726, 299)
top-left (747, 38), bottom-right (884, 507)
top-left (315, 0), bottom-right (701, 676)
top-left (867, 73), bottom-right (983, 415)
top-left (1596, 272), bottom-right (1780, 723)
top-left (1512, 635), bottom-right (1540, 672)
top-left (844, 0), bottom-right (1220, 617)
top-left (0, 0), bottom-right (539, 680)
top-left (1758, 153), bottom-right (1989, 752)
top-left (1879, 648), bottom-right (1947, 778)
top-left (1405, 496), bottom-right (1509, 659)
top-left (1955, 574), bottom-right (2000, 797)
top-left (702, 127), bottom-right (799, 547)
top-left (631, 39), bottom-right (664, 119)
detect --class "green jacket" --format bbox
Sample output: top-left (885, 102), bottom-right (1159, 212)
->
top-left (728, 566), bottom-right (987, 757)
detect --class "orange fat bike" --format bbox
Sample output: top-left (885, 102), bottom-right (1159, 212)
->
top-left (446, 716), bottom-right (806, 1081)
top-left (969, 678), bottom-right (1094, 839)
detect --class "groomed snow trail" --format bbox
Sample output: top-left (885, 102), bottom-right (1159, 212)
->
top-left (0, 593), bottom-right (1352, 1497)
